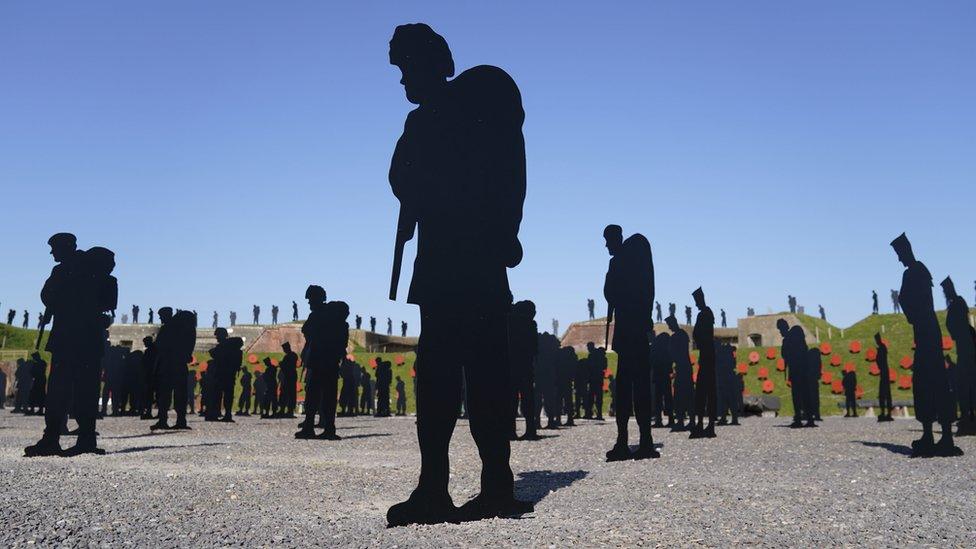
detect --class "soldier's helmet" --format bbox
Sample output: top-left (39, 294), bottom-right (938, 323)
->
top-left (305, 285), bottom-right (327, 303)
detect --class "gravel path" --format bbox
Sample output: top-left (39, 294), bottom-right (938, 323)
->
top-left (1, 411), bottom-right (973, 547)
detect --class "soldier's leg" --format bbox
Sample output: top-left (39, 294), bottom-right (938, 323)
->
top-left (155, 370), bottom-right (173, 426)
top-left (173, 365), bottom-right (188, 426)
top-left (595, 385), bottom-right (604, 419)
top-left (663, 377), bottom-right (674, 425)
top-left (523, 379), bottom-right (537, 436)
top-left (790, 379), bottom-right (804, 423)
top-left (69, 358), bottom-right (103, 452)
top-left (613, 357), bottom-right (634, 448)
top-left (36, 357), bottom-right (74, 448)
top-left (632, 357), bottom-right (654, 449)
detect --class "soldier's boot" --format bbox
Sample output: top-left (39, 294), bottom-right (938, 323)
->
top-left (150, 418), bottom-right (169, 431)
top-left (171, 414), bottom-right (191, 430)
top-left (605, 442), bottom-right (632, 462)
top-left (456, 493), bottom-right (533, 523)
top-left (387, 490), bottom-right (459, 527)
top-left (911, 427), bottom-right (936, 457)
top-left (294, 426), bottom-right (317, 439)
top-left (688, 421), bottom-right (705, 439)
top-left (24, 436), bottom-right (62, 457)
top-left (703, 423), bottom-right (717, 438)
top-left (61, 436), bottom-right (105, 457)
top-left (220, 415), bottom-right (235, 423)
top-left (632, 443), bottom-right (660, 460)
top-left (935, 426), bottom-right (964, 457)
top-left (316, 429), bottom-right (341, 441)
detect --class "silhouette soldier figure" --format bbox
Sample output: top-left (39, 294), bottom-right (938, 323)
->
top-left (818, 305), bottom-right (826, 321)
top-left (690, 288), bottom-right (717, 439)
top-left (684, 305), bottom-right (692, 327)
top-left (260, 358), bottom-right (278, 417)
top-left (237, 367), bottom-right (252, 416)
top-left (558, 345), bottom-right (577, 426)
top-left (788, 295), bottom-right (797, 314)
top-left (132, 304), bottom-right (139, 324)
top-left (396, 375), bottom-right (407, 415)
top-left (385, 23), bottom-right (530, 526)
top-left (872, 290), bottom-right (879, 315)
top-left (292, 300), bottom-right (299, 322)
top-left (535, 332), bottom-right (562, 429)
top-left (587, 298), bottom-right (595, 320)
top-left (874, 333), bottom-right (893, 421)
top-left (27, 352), bottom-right (47, 415)
top-left (252, 367), bottom-right (265, 415)
top-left (22, 310), bottom-right (28, 329)
top-left (295, 286), bottom-right (347, 440)
top-left (574, 353), bottom-right (588, 418)
top-left (720, 309), bottom-right (727, 328)
top-left (401, 320), bottom-right (408, 337)
top-left (121, 313), bottom-right (128, 324)
top-left (209, 328), bottom-right (243, 421)
top-left (585, 342), bottom-right (606, 419)
top-left (211, 311), bottom-right (218, 329)
top-left (6, 309), bottom-right (15, 325)
top-left (892, 233), bottom-right (961, 456)
top-left (252, 305), bottom-right (260, 325)
top-left (148, 308), bottom-right (154, 324)
top-left (668, 302), bottom-right (676, 318)
top-left (229, 310), bottom-right (236, 326)
top-left (13, 358), bottom-right (33, 413)
top-left (387, 317), bottom-right (393, 336)
top-left (655, 301), bottom-right (663, 323)
top-left (508, 300), bottom-right (539, 440)
top-left (778, 318), bottom-right (813, 428)
top-left (942, 277), bottom-right (975, 435)
top-left (278, 342), bottom-right (298, 417)
top-left (650, 331), bottom-right (673, 428)
top-left (552, 318), bottom-right (559, 337)
top-left (601, 225), bottom-right (657, 460)
top-left (355, 314), bottom-right (362, 330)
top-left (842, 369), bottom-right (858, 417)
top-left (358, 366), bottom-right (373, 414)
top-left (270, 305), bottom-right (278, 325)
top-left (150, 308), bottom-right (196, 431)
top-left (338, 357), bottom-right (357, 416)
top-left (370, 316), bottom-right (376, 333)
top-left (667, 315), bottom-right (695, 431)
top-left (890, 289), bottom-right (900, 313)
top-left (376, 358), bottom-right (393, 416)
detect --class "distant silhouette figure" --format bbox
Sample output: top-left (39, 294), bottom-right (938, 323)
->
top-left (148, 308), bottom-right (154, 324)
top-left (229, 310), bottom-right (236, 326)
top-left (21, 310), bottom-right (29, 329)
top-left (655, 301), bottom-right (663, 323)
top-left (384, 23), bottom-right (530, 527)
top-left (370, 316), bottom-right (376, 333)
top-left (551, 318), bottom-right (559, 337)
top-left (396, 376), bottom-right (407, 415)
top-left (295, 285), bottom-right (348, 440)
top-left (872, 290), bottom-right (879, 315)
top-left (6, 309), bottom-right (15, 325)
top-left (26, 234), bottom-right (118, 457)
top-left (209, 328), bottom-right (243, 421)
top-left (778, 318), bottom-right (814, 428)
top-left (13, 357), bottom-right (32, 413)
top-left (842, 369), bottom-right (858, 417)
top-left (587, 298), bottom-right (595, 320)
top-left (535, 332), bottom-right (562, 429)
top-left (892, 233), bottom-right (960, 456)
top-left (508, 300), bottom-right (539, 440)
top-left (690, 288), bottom-right (716, 439)
top-left (121, 313), bottom-right (128, 324)
top-left (650, 332), bottom-right (673, 428)
top-left (358, 365), bottom-right (374, 414)
top-left (36, 311), bottom-right (43, 329)
top-left (668, 302), bottom-right (676, 318)
top-left (132, 304), bottom-right (139, 324)
top-left (237, 368), bottom-right (252, 416)
top-left (891, 289), bottom-right (900, 313)
top-left (252, 304), bottom-right (260, 325)
top-left (271, 304), bottom-right (279, 325)
top-left (355, 314), bottom-right (362, 330)
top-left (684, 305), bottom-right (692, 327)
top-left (942, 277), bottom-right (975, 435)
top-left (212, 311), bottom-right (218, 329)
top-left (260, 358), bottom-right (278, 417)
top-left (788, 295), bottom-right (796, 314)
top-left (720, 309), bottom-right (727, 328)
top-left (386, 317), bottom-right (393, 336)
top-left (150, 307), bottom-right (196, 431)
top-left (874, 333), bottom-right (893, 422)
top-left (667, 315), bottom-right (695, 431)
top-left (401, 320), bottom-right (408, 337)
top-left (277, 342), bottom-right (298, 417)
top-left (27, 352), bottom-right (47, 415)
top-left (584, 342), bottom-right (606, 420)
top-left (715, 343), bottom-right (739, 426)
top-left (818, 305), bottom-right (826, 321)
top-left (252, 368), bottom-right (265, 415)
top-left (292, 300), bottom-right (299, 322)
top-left (558, 345), bottom-right (577, 426)
top-left (747, 307), bottom-right (755, 317)
top-left (602, 224), bottom-right (657, 460)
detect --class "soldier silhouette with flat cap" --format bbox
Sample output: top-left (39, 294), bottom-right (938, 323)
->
top-left (6, 309), bottom-right (15, 325)
top-left (396, 375), bottom-right (407, 415)
top-left (720, 309), bottom-right (727, 328)
top-left (650, 331), bottom-right (673, 428)
top-left (292, 300), bottom-right (299, 322)
top-left (150, 307), bottom-right (195, 431)
top-left (278, 342), bottom-right (298, 418)
top-left (684, 305), bottom-right (692, 327)
top-left (842, 369), bottom-right (858, 417)
top-left (778, 318), bottom-right (813, 428)
top-left (601, 225), bottom-right (657, 461)
top-left (892, 233), bottom-right (961, 456)
top-left (401, 320), bottom-right (408, 338)
top-left (355, 315), bottom-right (362, 330)
top-left (370, 316), bottom-right (376, 333)
top-left (132, 304), bottom-right (139, 324)
top-left (295, 285), bottom-right (347, 440)
top-left (385, 23), bottom-right (531, 526)
top-left (689, 288), bottom-right (717, 439)
top-left (209, 328), bottom-right (243, 422)
top-left (874, 333), bottom-right (893, 421)
top-left (21, 310), bottom-right (29, 329)
top-left (508, 300), bottom-right (539, 440)
top-left (252, 305), bottom-right (260, 325)
top-left (237, 367), bottom-right (252, 416)
top-left (942, 276), bottom-right (975, 435)
top-left (271, 304), bottom-right (279, 326)
top-left (872, 290), bottom-right (879, 315)
top-left (666, 315), bottom-right (695, 431)
top-left (587, 298), bottom-right (595, 320)
top-left (229, 310), bottom-right (236, 326)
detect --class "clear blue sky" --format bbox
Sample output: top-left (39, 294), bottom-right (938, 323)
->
top-left (2, 1), bottom-right (974, 332)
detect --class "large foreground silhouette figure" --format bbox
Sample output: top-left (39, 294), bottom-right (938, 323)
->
top-left (385, 23), bottom-right (530, 526)
top-left (942, 277), bottom-right (975, 435)
top-left (602, 225), bottom-right (657, 460)
top-left (892, 233), bottom-right (960, 456)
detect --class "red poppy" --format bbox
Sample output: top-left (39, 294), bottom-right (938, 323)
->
top-left (942, 336), bottom-right (954, 351)
top-left (843, 362), bottom-right (856, 374)
top-left (748, 351), bottom-right (760, 364)
top-left (776, 358), bottom-right (785, 372)
top-left (888, 369), bottom-right (897, 383)
top-left (849, 340), bottom-right (862, 354)
top-left (855, 385), bottom-right (864, 399)
top-left (865, 348), bottom-right (877, 362)
top-left (899, 356), bottom-right (913, 369)
top-left (604, 369), bottom-right (611, 379)
top-left (247, 354), bottom-right (258, 364)
top-left (409, 367), bottom-right (416, 378)
top-left (346, 354), bottom-right (355, 362)
top-left (736, 363), bottom-right (748, 375)
top-left (369, 357), bottom-right (378, 369)
top-left (766, 348), bottom-right (777, 360)
top-left (821, 371), bottom-right (833, 385)
top-left (395, 354), bottom-right (406, 365)
top-left (868, 364), bottom-right (881, 376)
top-left (757, 366), bottom-right (769, 380)
top-left (830, 380), bottom-right (843, 394)
top-left (819, 342), bottom-right (832, 355)
top-left (762, 380), bottom-right (774, 393)
top-left (690, 353), bottom-right (697, 365)
top-left (897, 375), bottom-right (912, 390)
top-left (271, 358), bottom-right (279, 367)
top-left (830, 355), bottom-right (842, 367)
top-left (603, 380), bottom-right (610, 391)
top-left (198, 361), bottom-right (208, 372)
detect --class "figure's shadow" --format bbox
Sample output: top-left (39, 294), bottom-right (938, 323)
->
top-left (112, 442), bottom-right (226, 454)
top-left (104, 431), bottom-right (177, 440)
top-left (514, 469), bottom-right (588, 504)
top-left (855, 440), bottom-right (913, 456)
top-left (339, 433), bottom-right (391, 440)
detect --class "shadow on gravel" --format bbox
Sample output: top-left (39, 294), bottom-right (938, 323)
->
top-left (112, 442), bottom-right (226, 454)
top-left (340, 433), bottom-right (392, 440)
top-left (514, 470), bottom-right (588, 504)
top-left (855, 440), bottom-right (913, 456)
top-left (103, 431), bottom-right (177, 440)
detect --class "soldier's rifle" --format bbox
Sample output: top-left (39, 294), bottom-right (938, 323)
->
top-left (388, 206), bottom-right (416, 301)
top-left (604, 304), bottom-right (614, 349)
top-left (34, 310), bottom-right (51, 351)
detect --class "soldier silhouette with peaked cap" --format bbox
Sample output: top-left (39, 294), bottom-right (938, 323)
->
top-left (278, 342), bottom-right (298, 417)
top-left (209, 328), bottom-right (243, 421)
top-left (508, 300), bottom-right (539, 440)
top-left (667, 315), bottom-right (695, 431)
top-left (942, 276), bottom-right (975, 435)
top-left (252, 304), bottom-right (260, 325)
top-left (872, 290), bottom-right (879, 315)
top-left (778, 318), bottom-right (814, 428)
top-left (370, 316), bottom-right (376, 333)
top-left (292, 300), bottom-right (299, 322)
top-left (355, 314), bottom-right (362, 330)
top-left (148, 308), bottom-right (154, 324)
top-left (720, 309), bottom-right (727, 328)
top-left (385, 23), bottom-right (531, 526)
top-left (650, 331), bottom-right (673, 428)
top-left (401, 320), bottom-right (408, 337)
top-left (396, 375), bottom-right (407, 415)
top-left (684, 305), bottom-right (692, 327)
top-left (237, 367), bottom-right (252, 416)
top-left (150, 307), bottom-right (195, 431)
top-left (229, 310), bottom-right (235, 326)
top-left (295, 285), bottom-right (347, 440)
top-left (892, 233), bottom-right (961, 456)
top-left (689, 287), bottom-right (717, 439)
top-left (587, 298), bottom-right (595, 320)
top-left (602, 225), bottom-right (657, 460)
top-left (655, 301), bottom-right (663, 323)
top-left (132, 304), bottom-right (139, 324)
top-left (874, 333), bottom-right (893, 421)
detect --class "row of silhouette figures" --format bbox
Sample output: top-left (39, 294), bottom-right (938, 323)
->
top-left (12, 23), bottom-right (973, 529)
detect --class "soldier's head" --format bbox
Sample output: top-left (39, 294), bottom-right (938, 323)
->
top-left (603, 225), bottom-right (623, 256)
top-left (874, 332), bottom-right (883, 346)
top-left (665, 315), bottom-right (679, 332)
top-left (142, 335), bottom-right (154, 347)
top-left (941, 276), bottom-right (957, 301)
top-left (47, 232), bottom-right (77, 263)
top-left (158, 307), bottom-right (174, 324)
top-left (281, 341), bottom-right (291, 352)
top-left (84, 247), bottom-right (116, 276)
top-left (263, 357), bottom-right (272, 367)
top-left (692, 287), bottom-right (706, 309)
top-left (513, 299), bottom-right (536, 320)
top-left (586, 341), bottom-right (596, 353)
top-left (31, 351), bottom-right (41, 360)
top-left (214, 327), bottom-right (228, 342)
top-left (776, 318), bottom-right (789, 337)
top-left (890, 232), bottom-right (915, 266)
top-left (389, 23), bottom-right (454, 105)
top-left (305, 284), bottom-right (327, 306)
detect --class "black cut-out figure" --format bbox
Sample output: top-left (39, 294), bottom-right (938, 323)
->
top-left (650, 332), bottom-right (673, 428)
top-left (271, 305), bottom-right (279, 326)
top-left (338, 358), bottom-right (357, 416)
top-left (587, 298), bottom-right (595, 320)
top-left (690, 288), bottom-right (717, 439)
top-left (942, 277), bottom-right (975, 435)
top-left (22, 310), bottom-right (29, 329)
top-left (229, 311), bottom-right (236, 326)
top-left (585, 342), bottom-right (606, 420)
top-left (132, 304), bottom-right (139, 324)
top-left (252, 304), bottom-right (260, 325)
top-left (376, 358), bottom-right (393, 417)
top-left (13, 358), bottom-right (32, 413)
top-left (36, 312), bottom-right (44, 329)
top-left (778, 318), bottom-right (813, 428)
top-left (874, 333), bottom-right (893, 422)
top-left (655, 301), bottom-right (663, 323)
top-left (360, 367), bottom-right (374, 414)
top-left (209, 328), bottom-right (243, 421)
top-left (720, 309), bottom-right (727, 328)
top-left (401, 321), bottom-right (408, 338)
top-left (508, 300), bottom-right (539, 440)
top-left (100, 343), bottom-right (125, 416)
top-left (788, 295), bottom-right (796, 314)
top-left (150, 308), bottom-right (196, 431)
top-left (842, 370), bottom-right (858, 417)
top-left (236, 368), bottom-right (252, 416)
top-left (551, 318), bottom-right (559, 338)
top-left (668, 302), bottom-right (676, 318)
top-left (892, 233), bottom-right (960, 456)
top-left (558, 346), bottom-right (577, 426)
top-left (252, 369), bottom-right (265, 415)
top-left (715, 343), bottom-right (735, 425)
top-left (148, 308), bottom-right (154, 324)
top-left (872, 290), bottom-right (879, 315)
top-left (212, 311), bottom-right (218, 329)
top-left (292, 300), bottom-right (299, 322)
top-left (295, 286), bottom-right (347, 440)
top-left (27, 352), bottom-right (47, 415)
top-left (574, 353), bottom-right (588, 418)
top-left (891, 289), bottom-right (900, 313)
top-left (278, 342), bottom-right (298, 417)
top-left (396, 376), bottom-right (407, 415)
top-left (667, 316), bottom-right (695, 431)
top-left (387, 317), bottom-right (393, 336)
top-left (6, 309), bottom-right (15, 325)
top-left (370, 316), bottom-right (376, 333)
top-left (384, 23), bottom-right (531, 527)
top-left (806, 347), bottom-right (822, 422)
top-left (140, 336), bottom-right (157, 419)
top-left (260, 358), bottom-right (278, 417)
top-left (818, 305), bottom-right (826, 321)
top-left (601, 224), bottom-right (657, 460)
top-left (684, 306), bottom-right (692, 326)
top-left (26, 235), bottom-right (118, 457)
top-left (535, 333), bottom-right (561, 430)
top-left (355, 315), bottom-right (362, 330)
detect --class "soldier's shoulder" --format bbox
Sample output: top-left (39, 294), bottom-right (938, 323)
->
top-left (452, 65), bottom-right (523, 120)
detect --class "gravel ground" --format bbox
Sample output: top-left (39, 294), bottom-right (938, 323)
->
top-left (1, 411), bottom-right (973, 547)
